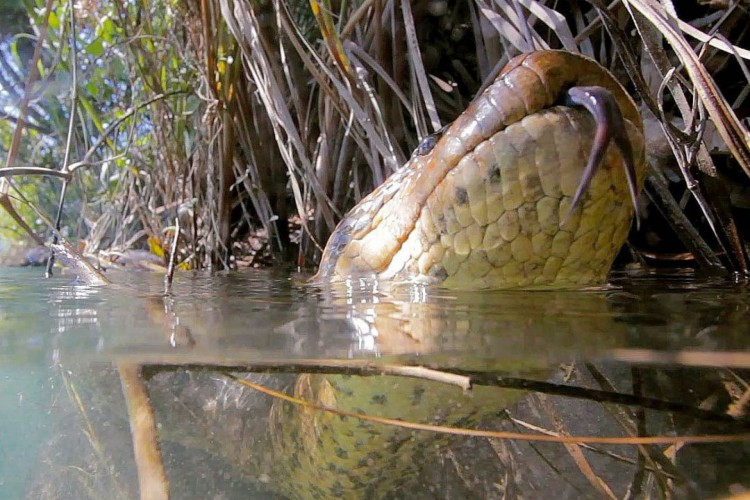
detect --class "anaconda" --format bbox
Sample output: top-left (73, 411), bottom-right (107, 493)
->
top-left (260, 49), bottom-right (645, 497)
top-left (261, 50), bottom-right (647, 498)
top-left (315, 50), bottom-right (645, 288)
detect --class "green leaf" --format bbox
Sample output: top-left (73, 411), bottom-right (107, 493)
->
top-left (86, 80), bottom-right (98, 97)
top-left (48, 10), bottom-right (59, 30)
top-left (85, 38), bottom-right (104, 57)
top-left (98, 17), bottom-right (116, 43)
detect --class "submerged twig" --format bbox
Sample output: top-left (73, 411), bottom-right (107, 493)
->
top-left (226, 373), bottom-right (750, 445)
top-left (60, 365), bottom-right (129, 497)
top-left (585, 363), bottom-right (681, 496)
top-left (607, 349), bottom-right (750, 369)
top-left (104, 355), bottom-right (748, 424)
top-left (373, 365), bottom-right (471, 390)
top-left (118, 363), bottom-right (170, 500)
top-left (49, 241), bottom-right (173, 499)
top-left (536, 393), bottom-right (618, 499)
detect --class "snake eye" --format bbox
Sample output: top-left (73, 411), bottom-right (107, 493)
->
top-left (413, 124), bottom-right (449, 157)
top-left (414, 135), bottom-right (439, 156)
top-left (327, 225), bottom-right (352, 255)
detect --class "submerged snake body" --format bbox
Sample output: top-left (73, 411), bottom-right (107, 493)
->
top-left (316, 51), bottom-right (646, 288)
top-left (256, 51), bottom-right (649, 499)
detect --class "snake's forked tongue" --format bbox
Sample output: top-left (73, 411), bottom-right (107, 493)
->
top-left (564, 85), bottom-right (641, 228)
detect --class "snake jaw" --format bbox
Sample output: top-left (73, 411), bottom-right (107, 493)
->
top-left (564, 85), bottom-right (642, 227)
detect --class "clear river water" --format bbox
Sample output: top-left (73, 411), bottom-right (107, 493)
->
top-left (1, 266), bottom-right (749, 499)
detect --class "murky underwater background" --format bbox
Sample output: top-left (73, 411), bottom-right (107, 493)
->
top-left (1, 266), bottom-right (749, 499)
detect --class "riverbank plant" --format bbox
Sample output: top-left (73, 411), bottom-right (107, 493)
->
top-left (1, 0), bottom-right (748, 275)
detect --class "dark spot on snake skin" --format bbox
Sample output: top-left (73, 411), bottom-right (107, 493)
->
top-left (454, 186), bottom-right (469, 205)
top-left (331, 481), bottom-right (345, 497)
top-left (388, 436), bottom-right (412, 454)
top-left (521, 173), bottom-right (543, 198)
top-left (324, 462), bottom-right (339, 474)
top-left (370, 393), bottom-right (387, 405)
top-left (351, 477), bottom-right (367, 489)
top-left (454, 415), bottom-right (472, 428)
top-left (429, 266), bottom-right (448, 281)
top-left (335, 447), bottom-right (349, 460)
top-left (411, 386), bottom-right (425, 405)
top-left (332, 381), bottom-right (354, 397)
top-left (488, 165), bottom-right (501, 183)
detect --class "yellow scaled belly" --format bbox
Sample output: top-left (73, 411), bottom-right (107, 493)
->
top-left (391, 107), bottom-right (642, 288)
top-left (314, 51), bottom-right (646, 289)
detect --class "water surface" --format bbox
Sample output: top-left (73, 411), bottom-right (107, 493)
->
top-left (1, 266), bottom-right (749, 499)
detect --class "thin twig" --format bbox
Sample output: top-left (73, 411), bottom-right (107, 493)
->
top-left (67, 91), bottom-right (187, 174)
top-left (644, 165), bottom-right (723, 271)
top-left (537, 393), bottom-right (618, 499)
top-left (47, 0), bottom-right (80, 278)
top-left (624, 0), bottom-right (750, 177)
top-left (164, 216), bottom-right (180, 294)
top-left (226, 373), bottom-right (750, 445)
top-left (0, 167), bottom-right (72, 180)
top-left (101, 355), bottom-right (750, 424)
